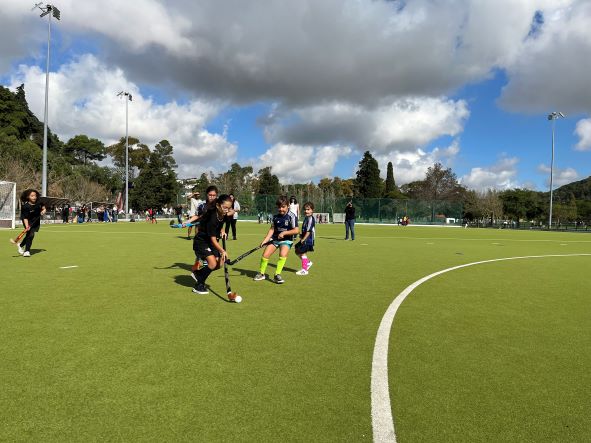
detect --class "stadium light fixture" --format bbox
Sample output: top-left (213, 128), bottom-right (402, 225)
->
top-left (117, 91), bottom-right (133, 218)
top-left (32, 3), bottom-right (61, 197)
top-left (547, 111), bottom-right (565, 229)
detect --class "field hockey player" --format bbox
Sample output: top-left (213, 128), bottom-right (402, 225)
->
top-left (18, 189), bottom-right (46, 257)
top-left (295, 201), bottom-right (315, 275)
top-left (253, 195), bottom-right (299, 284)
top-left (191, 194), bottom-right (232, 295)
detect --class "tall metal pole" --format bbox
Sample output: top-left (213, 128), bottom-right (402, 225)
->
top-left (41, 10), bottom-right (52, 197)
top-left (125, 96), bottom-right (129, 218)
top-left (548, 118), bottom-right (555, 229)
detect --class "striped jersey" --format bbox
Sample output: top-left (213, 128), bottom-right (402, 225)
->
top-left (272, 211), bottom-right (298, 241)
top-left (301, 215), bottom-right (315, 246)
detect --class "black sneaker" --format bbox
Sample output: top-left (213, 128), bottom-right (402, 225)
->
top-left (192, 283), bottom-right (209, 295)
top-left (274, 274), bottom-right (285, 284)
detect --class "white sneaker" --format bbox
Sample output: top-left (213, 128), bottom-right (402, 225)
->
top-left (17, 244), bottom-right (24, 255)
top-left (296, 269), bottom-right (308, 276)
top-left (253, 273), bottom-right (266, 281)
top-left (23, 251), bottom-right (31, 257)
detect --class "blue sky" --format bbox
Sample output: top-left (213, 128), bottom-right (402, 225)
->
top-left (1, 0), bottom-right (589, 189)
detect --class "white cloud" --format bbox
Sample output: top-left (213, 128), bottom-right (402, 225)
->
top-left (537, 164), bottom-right (579, 187)
top-left (461, 157), bottom-right (520, 190)
top-left (575, 118), bottom-right (591, 151)
top-left (375, 140), bottom-right (461, 185)
top-left (258, 144), bottom-right (352, 183)
top-left (0, 0), bottom-right (566, 105)
top-left (8, 54), bottom-right (236, 177)
top-left (264, 98), bottom-right (469, 154)
top-left (499, 1), bottom-right (591, 114)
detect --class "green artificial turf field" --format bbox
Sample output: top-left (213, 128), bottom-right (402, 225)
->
top-left (1, 222), bottom-right (590, 442)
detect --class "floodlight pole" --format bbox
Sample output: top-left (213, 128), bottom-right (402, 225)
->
top-left (40, 5), bottom-right (55, 196)
top-left (125, 95), bottom-right (129, 217)
top-left (547, 111), bottom-right (565, 229)
top-left (118, 91), bottom-right (132, 218)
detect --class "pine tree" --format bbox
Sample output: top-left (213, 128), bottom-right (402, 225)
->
top-left (384, 161), bottom-right (396, 196)
top-left (130, 146), bottom-right (179, 209)
top-left (354, 151), bottom-right (383, 198)
top-left (257, 167), bottom-right (280, 195)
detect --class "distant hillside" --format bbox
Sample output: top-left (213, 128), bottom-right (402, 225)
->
top-left (554, 176), bottom-right (591, 202)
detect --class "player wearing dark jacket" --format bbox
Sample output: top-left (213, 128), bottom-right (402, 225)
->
top-left (19, 189), bottom-right (46, 257)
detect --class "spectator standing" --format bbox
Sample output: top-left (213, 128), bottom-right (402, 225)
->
top-left (175, 205), bottom-right (183, 224)
top-left (344, 201), bottom-right (356, 240)
top-left (188, 192), bottom-right (204, 239)
top-left (289, 196), bottom-right (300, 219)
top-left (224, 193), bottom-right (240, 240)
top-left (61, 205), bottom-right (70, 224)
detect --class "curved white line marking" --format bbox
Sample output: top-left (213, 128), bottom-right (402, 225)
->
top-left (371, 253), bottom-right (591, 443)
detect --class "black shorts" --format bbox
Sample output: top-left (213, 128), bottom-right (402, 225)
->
top-left (295, 242), bottom-right (314, 254)
top-left (193, 236), bottom-right (221, 260)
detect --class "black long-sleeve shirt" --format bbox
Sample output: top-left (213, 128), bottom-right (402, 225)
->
top-left (345, 205), bottom-right (356, 220)
top-left (20, 202), bottom-right (44, 229)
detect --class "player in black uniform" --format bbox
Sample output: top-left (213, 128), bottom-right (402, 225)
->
top-left (18, 189), bottom-right (46, 257)
top-left (191, 194), bottom-right (233, 295)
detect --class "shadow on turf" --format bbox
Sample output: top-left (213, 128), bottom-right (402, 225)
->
top-left (231, 264), bottom-right (298, 281)
top-left (317, 236), bottom-right (341, 242)
top-left (11, 249), bottom-right (46, 257)
top-left (155, 262), bottom-right (192, 271)
top-left (172, 275), bottom-right (231, 303)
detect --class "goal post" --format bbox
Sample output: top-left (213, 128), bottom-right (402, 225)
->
top-left (313, 212), bottom-right (330, 224)
top-left (0, 181), bottom-right (17, 229)
top-left (332, 213), bottom-right (345, 223)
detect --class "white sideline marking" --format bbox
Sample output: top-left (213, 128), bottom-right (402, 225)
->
top-left (371, 253), bottom-right (591, 443)
top-left (59, 265), bottom-right (78, 269)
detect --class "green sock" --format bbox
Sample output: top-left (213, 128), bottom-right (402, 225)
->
top-left (276, 256), bottom-right (287, 275)
top-left (259, 257), bottom-right (269, 274)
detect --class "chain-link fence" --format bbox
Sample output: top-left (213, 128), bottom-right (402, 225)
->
top-left (232, 194), bottom-right (463, 225)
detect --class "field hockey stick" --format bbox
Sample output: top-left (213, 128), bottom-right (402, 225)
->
top-left (169, 221), bottom-right (199, 228)
top-left (9, 216), bottom-right (41, 245)
top-left (222, 238), bottom-right (241, 303)
top-left (226, 241), bottom-right (273, 266)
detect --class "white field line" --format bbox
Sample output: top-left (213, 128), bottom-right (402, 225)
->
top-left (59, 265), bottom-right (78, 269)
top-left (371, 253), bottom-right (591, 443)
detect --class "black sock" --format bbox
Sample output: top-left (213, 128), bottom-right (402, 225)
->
top-left (196, 266), bottom-right (214, 284)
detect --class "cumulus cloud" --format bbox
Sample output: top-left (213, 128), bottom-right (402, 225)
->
top-left (258, 144), bottom-right (352, 183)
top-left (575, 118), bottom-right (591, 151)
top-left (375, 140), bottom-right (461, 185)
top-left (461, 157), bottom-right (520, 190)
top-left (8, 55), bottom-right (236, 177)
top-left (499, 0), bottom-right (591, 114)
top-left (537, 164), bottom-right (579, 187)
top-left (263, 98), bottom-right (469, 154)
top-left (0, 0), bottom-right (560, 106)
